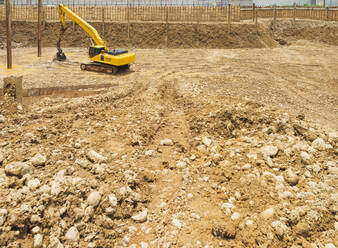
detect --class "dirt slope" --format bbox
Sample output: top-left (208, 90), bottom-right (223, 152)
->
top-left (1, 21), bottom-right (277, 49)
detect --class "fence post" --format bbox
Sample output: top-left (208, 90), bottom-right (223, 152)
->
top-left (293, 3), bottom-right (296, 27)
top-left (228, 4), bottom-right (231, 33)
top-left (273, 5), bottom-right (276, 31)
top-left (37, 0), bottom-right (42, 57)
top-left (252, 3), bottom-right (255, 22)
top-left (166, 6), bottom-right (169, 47)
top-left (6, 0), bottom-right (12, 69)
top-left (255, 8), bottom-right (258, 33)
top-left (102, 7), bottom-right (105, 36)
top-left (127, 3), bottom-right (130, 39)
top-left (326, 7), bottom-right (329, 21)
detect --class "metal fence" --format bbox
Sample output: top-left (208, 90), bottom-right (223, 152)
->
top-left (0, 0), bottom-right (337, 21)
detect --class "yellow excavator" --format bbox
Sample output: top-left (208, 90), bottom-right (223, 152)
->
top-left (56, 4), bottom-right (135, 74)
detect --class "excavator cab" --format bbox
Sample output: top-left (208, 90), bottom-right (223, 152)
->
top-left (89, 46), bottom-right (105, 58)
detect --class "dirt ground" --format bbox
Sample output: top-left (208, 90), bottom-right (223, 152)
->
top-left (0, 19), bottom-right (337, 248)
top-left (0, 40), bottom-right (337, 130)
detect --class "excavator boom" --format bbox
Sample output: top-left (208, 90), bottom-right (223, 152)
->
top-left (57, 4), bottom-right (107, 50)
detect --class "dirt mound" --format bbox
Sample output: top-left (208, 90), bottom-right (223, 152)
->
top-left (263, 19), bottom-right (338, 46)
top-left (0, 80), bottom-right (336, 247)
top-left (0, 21), bottom-right (278, 49)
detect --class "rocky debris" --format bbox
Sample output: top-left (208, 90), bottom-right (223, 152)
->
top-left (30, 153), bottom-right (47, 166)
top-left (132, 209), bottom-right (148, 223)
top-left (300, 151), bottom-right (311, 164)
top-left (0, 209), bottom-right (7, 226)
top-left (0, 154), bottom-right (4, 164)
top-left (261, 207), bottom-right (275, 219)
top-left (27, 178), bottom-right (41, 190)
top-left (271, 221), bottom-right (289, 238)
top-left (0, 115), bottom-right (5, 123)
top-left (108, 193), bottom-right (118, 207)
top-left (312, 137), bottom-right (326, 151)
top-left (4, 162), bottom-right (31, 177)
top-left (211, 222), bottom-right (236, 239)
top-left (87, 191), bottom-right (101, 207)
top-left (284, 169), bottom-right (299, 186)
top-left (202, 136), bottom-right (212, 147)
top-left (160, 138), bottom-right (174, 146)
top-left (87, 149), bottom-right (107, 163)
top-left (65, 226), bottom-right (80, 241)
top-left (261, 145), bottom-right (279, 157)
top-left (0, 81), bottom-right (336, 247)
top-left (33, 234), bottom-right (43, 248)
top-left (172, 218), bottom-right (184, 229)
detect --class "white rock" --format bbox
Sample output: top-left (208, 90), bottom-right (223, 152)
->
top-left (65, 226), bottom-right (80, 241)
top-left (30, 215), bottom-right (41, 224)
top-left (33, 234), bottom-right (43, 248)
top-left (261, 207), bottom-right (275, 219)
top-left (160, 139), bottom-right (173, 146)
top-left (271, 221), bottom-right (289, 237)
top-left (312, 138), bottom-right (326, 151)
top-left (0, 209), bottom-right (7, 226)
top-left (176, 160), bottom-right (187, 168)
top-left (140, 242), bottom-right (149, 248)
top-left (0, 115), bottom-right (5, 123)
top-left (108, 193), bottom-right (118, 207)
top-left (261, 145), bottom-right (279, 157)
top-left (132, 209), bottom-right (148, 223)
top-left (242, 164), bottom-right (251, 170)
top-left (51, 181), bottom-right (62, 196)
top-left (87, 191), bottom-right (101, 207)
top-left (31, 153), bottom-right (47, 166)
top-left (334, 222), bottom-right (338, 231)
top-left (221, 203), bottom-right (235, 210)
top-left (5, 162), bottom-right (31, 177)
top-left (325, 244), bottom-right (336, 248)
top-left (49, 236), bottom-right (64, 248)
top-left (279, 191), bottom-right (294, 199)
top-left (172, 218), bottom-right (183, 229)
top-left (27, 178), bottom-right (41, 190)
top-left (231, 212), bottom-right (241, 221)
top-left (0, 153), bottom-right (4, 164)
top-left (87, 150), bottom-right (107, 163)
top-left (145, 150), bottom-right (154, 156)
top-left (328, 166), bottom-right (338, 175)
top-left (284, 169), bottom-right (299, 186)
top-left (202, 137), bottom-right (212, 147)
top-left (300, 151), bottom-right (311, 164)
top-left (245, 219), bottom-right (254, 226)
top-left (32, 226), bottom-right (40, 234)
top-left (75, 158), bottom-right (90, 169)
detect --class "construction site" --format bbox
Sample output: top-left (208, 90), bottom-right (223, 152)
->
top-left (0, 0), bottom-right (337, 247)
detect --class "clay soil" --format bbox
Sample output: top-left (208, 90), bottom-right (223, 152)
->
top-left (0, 19), bottom-right (337, 248)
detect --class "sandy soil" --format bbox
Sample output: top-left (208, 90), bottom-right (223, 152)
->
top-left (1, 42), bottom-right (337, 131)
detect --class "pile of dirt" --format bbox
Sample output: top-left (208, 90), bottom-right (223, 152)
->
top-left (0, 81), bottom-right (336, 247)
top-left (0, 21), bottom-right (278, 49)
top-left (263, 19), bottom-right (338, 46)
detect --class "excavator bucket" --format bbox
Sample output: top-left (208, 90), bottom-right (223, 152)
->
top-left (56, 47), bottom-right (67, 61)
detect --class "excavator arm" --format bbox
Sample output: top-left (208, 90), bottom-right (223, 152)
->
top-left (57, 4), bottom-right (107, 50)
